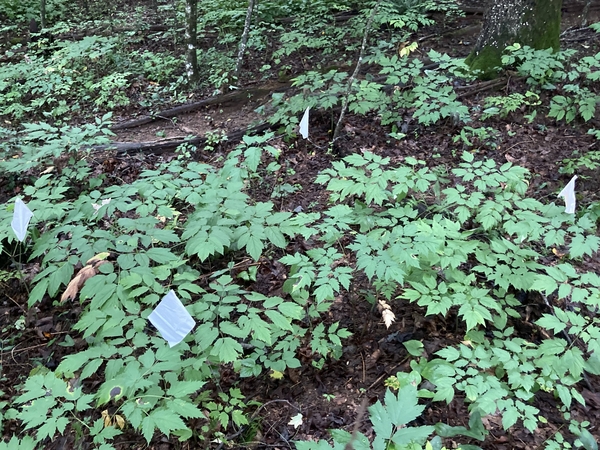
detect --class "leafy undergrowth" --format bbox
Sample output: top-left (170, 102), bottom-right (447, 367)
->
top-left (2, 0), bottom-right (600, 449)
top-left (2, 134), bottom-right (600, 449)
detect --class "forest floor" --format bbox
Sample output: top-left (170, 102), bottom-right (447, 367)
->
top-left (2, 1), bottom-right (600, 449)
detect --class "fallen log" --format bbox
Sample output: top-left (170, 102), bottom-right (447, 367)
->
top-left (109, 84), bottom-right (289, 131)
top-left (99, 121), bottom-right (273, 154)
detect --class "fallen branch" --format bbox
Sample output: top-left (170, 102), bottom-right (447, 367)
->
top-left (456, 76), bottom-right (509, 99)
top-left (109, 84), bottom-right (289, 131)
top-left (98, 122), bottom-right (272, 154)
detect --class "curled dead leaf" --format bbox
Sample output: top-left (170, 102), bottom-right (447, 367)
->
top-left (101, 410), bottom-right (111, 428)
top-left (60, 259), bottom-right (110, 302)
top-left (377, 300), bottom-right (396, 329)
top-left (114, 414), bottom-right (125, 430)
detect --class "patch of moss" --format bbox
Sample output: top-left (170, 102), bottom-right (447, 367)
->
top-left (465, 45), bottom-right (503, 81)
top-left (526, 0), bottom-right (561, 52)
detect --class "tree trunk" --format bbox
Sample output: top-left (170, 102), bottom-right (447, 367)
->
top-left (233, 0), bottom-right (255, 81)
top-left (466, 0), bottom-right (562, 79)
top-left (581, 0), bottom-right (592, 27)
top-left (40, 0), bottom-right (46, 28)
top-left (185, 0), bottom-right (199, 83)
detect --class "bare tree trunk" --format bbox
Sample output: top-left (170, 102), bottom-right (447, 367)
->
top-left (233, 0), bottom-right (255, 82)
top-left (466, 0), bottom-right (562, 78)
top-left (40, 0), bottom-right (46, 28)
top-left (185, 0), bottom-right (199, 83)
top-left (581, 0), bottom-right (592, 27)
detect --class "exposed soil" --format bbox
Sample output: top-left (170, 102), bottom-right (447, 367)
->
top-left (2, 2), bottom-right (600, 449)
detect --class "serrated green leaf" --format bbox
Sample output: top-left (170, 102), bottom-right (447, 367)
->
top-left (167, 381), bottom-right (206, 398)
top-left (436, 346), bottom-right (460, 361)
top-left (556, 384), bottom-right (572, 408)
top-left (264, 310), bottom-right (293, 331)
top-left (81, 358), bottom-right (104, 380)
top-left (369, 400), bottom-right (393, 440)
top-left (141, 414), bottom-right (156, 443)
top-left (244, 146), bottom-right (262, 172)
top-left (146, 248), bottom-right (179, 264)
top-left (166, 398), bottom-right (204, 419)
top-left (265, 227), bottom-right (287, 248)
top-left (392, 426), bottom-right (435, 446)
top-left (220, 321), bottom-right (248, 338)
top-left (502, 405), bottom-right (519, 429)
top-left (139, 349), bottom-right (155, 368)
top-left (245, 234), bottom-right (263, 261)
top-left (232, 409), bottom-right (249, 426)
top-left (210, 337), bottom-right (242, 363)
top-left (28, 278), bottom-right (49, 307)
top-left (151, 408), bottom-right (187, 439)
top-left (277, 302), bottom-right (303, 319)
top-left (535, 314), bottom-right (567, 333)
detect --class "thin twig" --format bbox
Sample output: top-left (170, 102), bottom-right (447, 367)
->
top-left (344, 397), bottom-right (369, 450)
top-left (332, 0), bottom-right (382, 142)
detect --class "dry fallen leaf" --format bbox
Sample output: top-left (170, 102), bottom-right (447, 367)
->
top-left (377, 299), bottom-right (396, 329)
top-left (114, 414), bottom-right (125, 430)
top-left (101, 410), bottom-right (111, 428)
top-left (61, 254), bottom-right (111, 302)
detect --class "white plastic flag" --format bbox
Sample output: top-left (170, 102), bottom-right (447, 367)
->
top-left (558, 175), bottom-right (578, 214)
top-left (148, 290), bottom-right (196, 347)
top-left (299, 107), bottom-right (310, 139)
top-left (92, 198), bottom-right (111, 216)
top-left (11, 198), bottom-right (34, 242)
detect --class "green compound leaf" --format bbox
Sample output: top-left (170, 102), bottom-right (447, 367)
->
top-left (210, 337), bottom-right (243, 363)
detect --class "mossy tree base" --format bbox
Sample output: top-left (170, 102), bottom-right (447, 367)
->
top-left (466, 0), bottom-right (562, 79)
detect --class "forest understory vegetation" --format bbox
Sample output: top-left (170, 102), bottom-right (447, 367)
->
top-left (1, 0), bottom-right (600, 449)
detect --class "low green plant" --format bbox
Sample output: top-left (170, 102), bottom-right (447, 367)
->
top-left (295, 384), bottom-right (441, 450)
top-left (500, 43), bottom-right (600, 124)
top-left (310, 150), bottom-right (599, 448)
top-left (89, 72), bottom-right (132, 109)
top-left (269, 49), bottom-right (471, 135)
top-left (370, 0), bottom-right (462, 32)
top-left (204, 129), bottom-right (229, 152)
top-left (137, 50), bottom-right (182, 83)
top-left (453, 126), bottom-right (500, 150)
top-left (2, 131), bottom-right (351, 447)
top-left (548, 84), bottom-right (599, 123)
top-left (559, 130), bottom-right (600, 175)
top-left (501, 43), bottom-right (575, 88)
top-left (0, 114), bottom-right (114, 177)
top-left (480, 91), bottom-right (540, 120)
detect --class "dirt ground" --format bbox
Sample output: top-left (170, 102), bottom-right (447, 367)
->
top-left (2, 2), bottom-right (600, 449)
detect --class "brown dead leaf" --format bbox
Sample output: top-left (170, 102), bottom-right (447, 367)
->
top-left (101, 410), bottom-right (111, 428)
top-left (377, 300), bottom-right (396, 329)
top-left (60, 259), bottom-right (110, 302)
top-left (114, 414), bottom-right (125, 430)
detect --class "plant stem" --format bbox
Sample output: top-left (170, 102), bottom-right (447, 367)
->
top-left (332, 0), bottom-right (381, 142)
